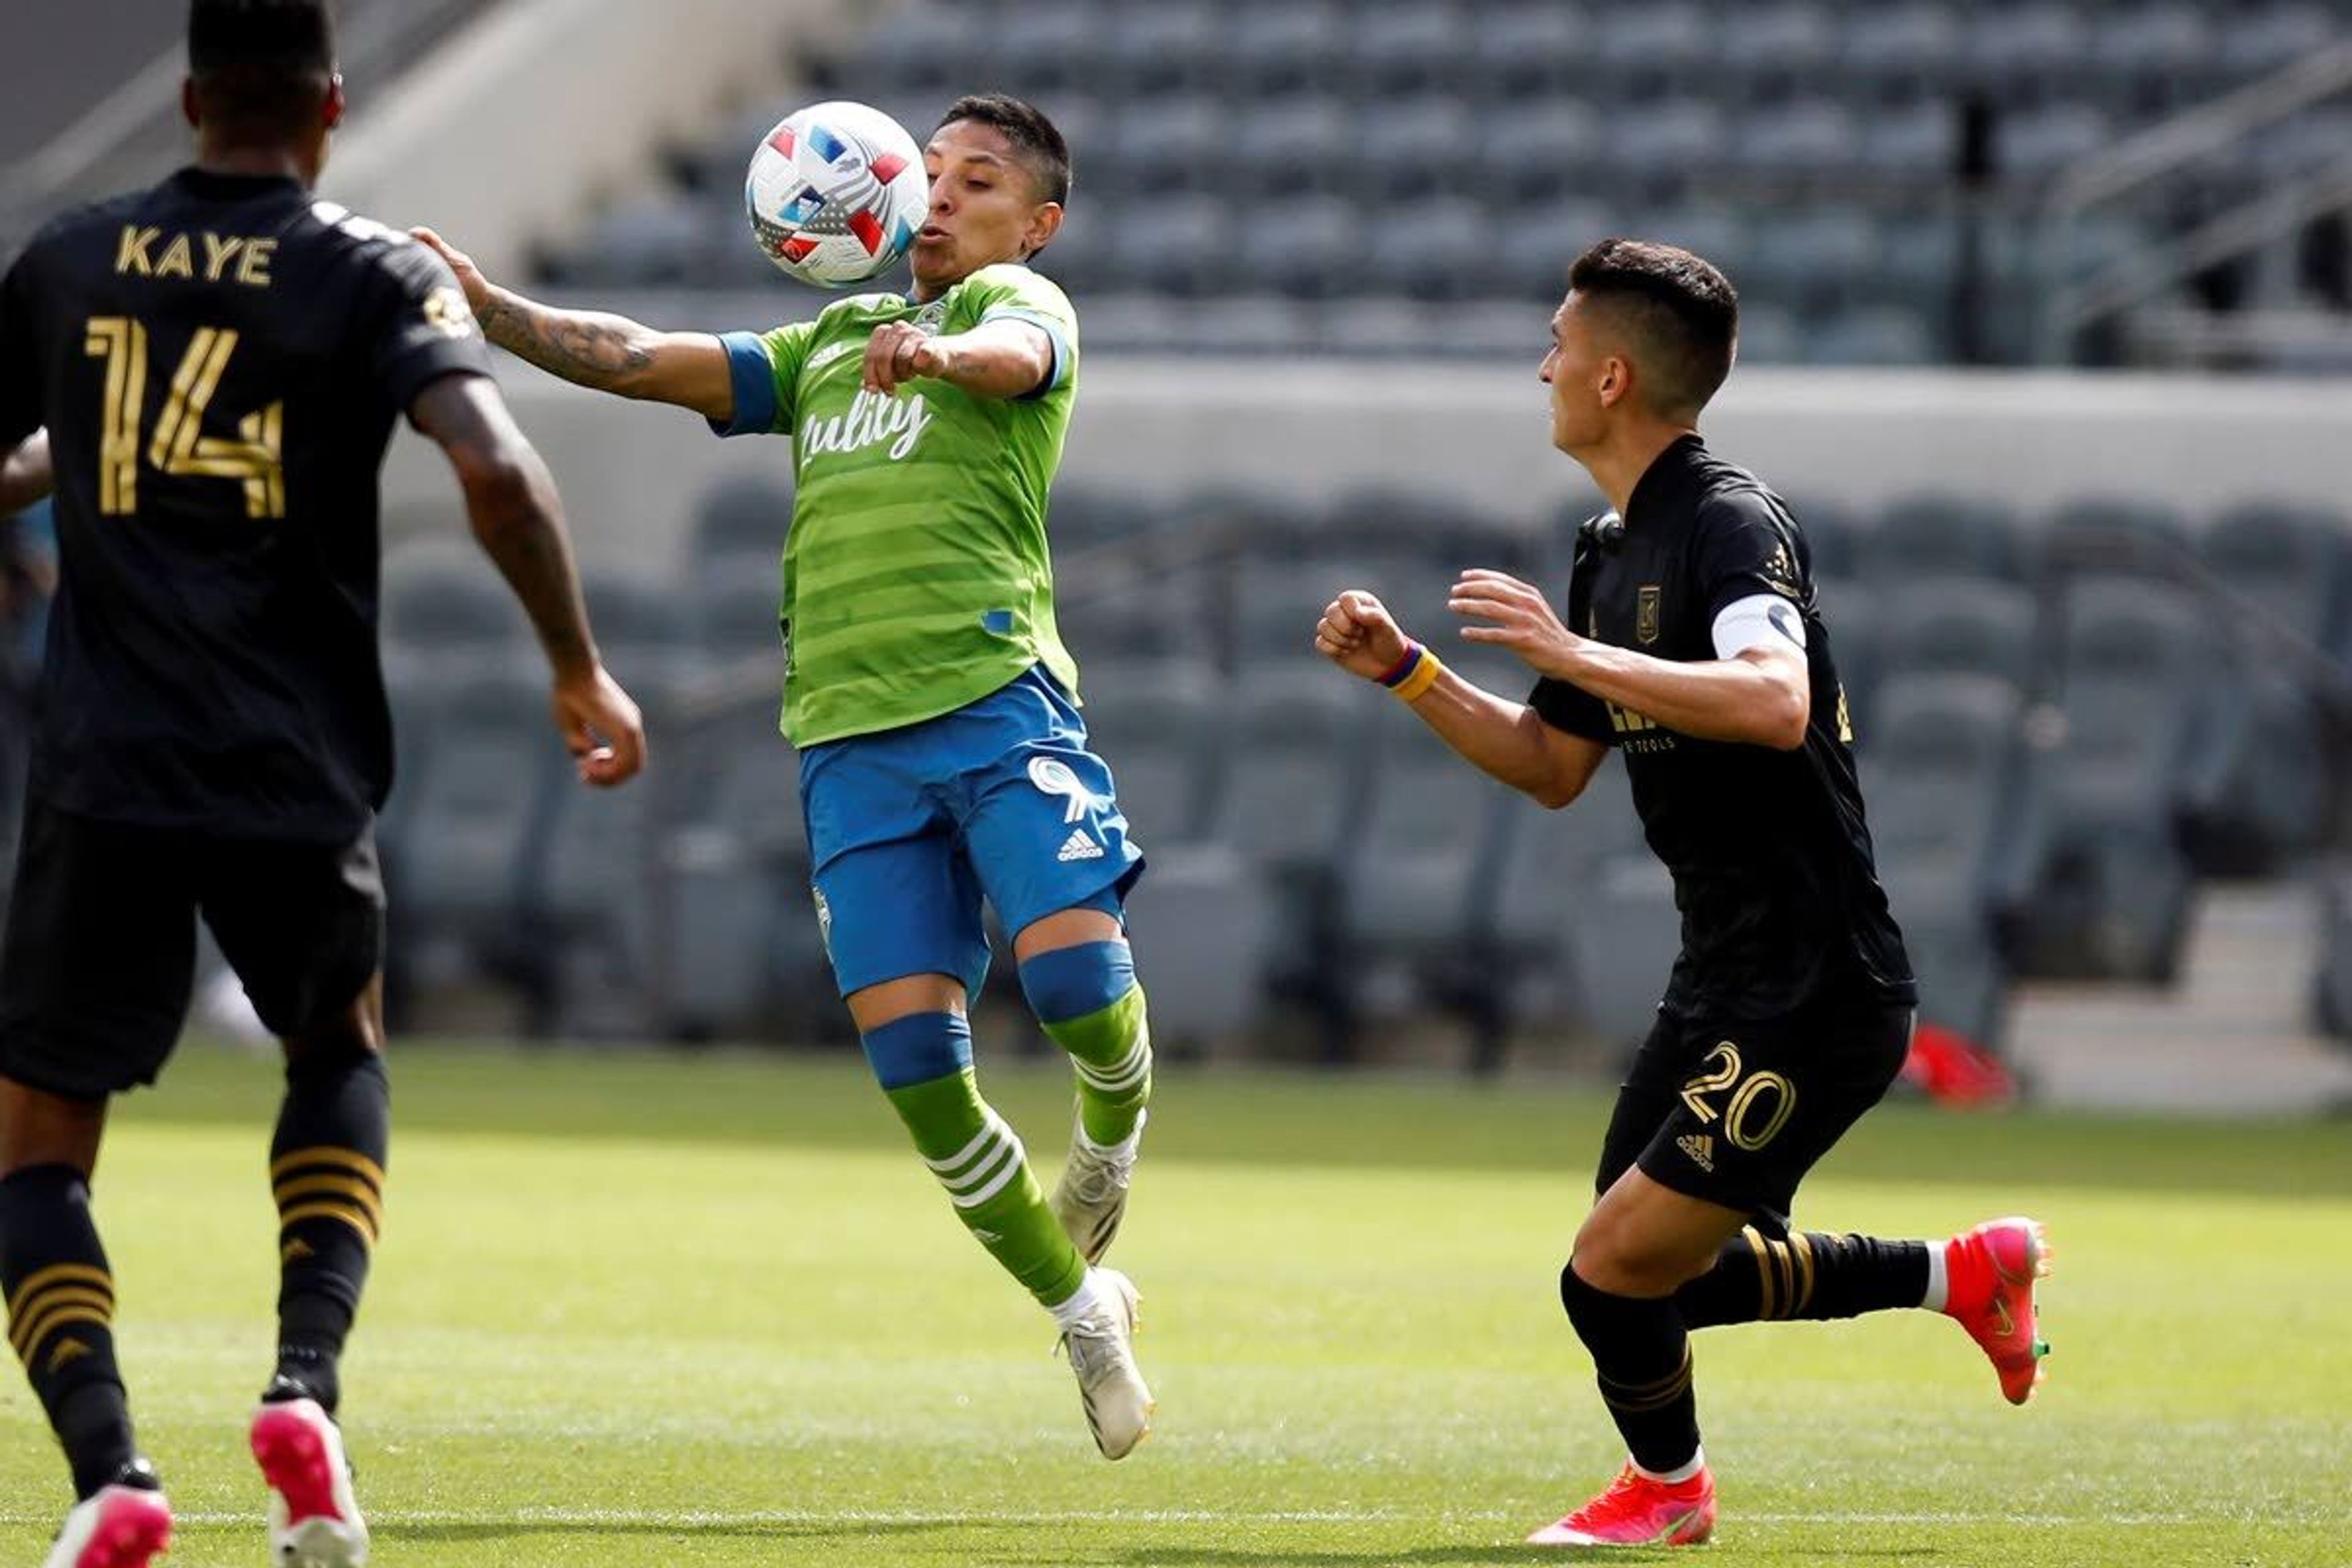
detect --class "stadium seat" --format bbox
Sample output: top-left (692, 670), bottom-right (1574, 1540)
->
top-left (1965, 3), bottom-right (2092, 100)
top-left (1859, 104), bottom-right (1961, 186)
top-left (1348, 1), bottom-right (1475, 99)
top-left (2021, 582), bottom-right (2213, 981)
top-left (835, 2), bottom-right (982, 99)
top-left (2217, 4), bottom-right (2337, 82)
top-left (2043, 495), bottom-right (2195, 581)
top-left (2318, 864), bottom-right (2352, 1041)
top-left (1877, 579), bottom-right (2041, 692)
top-left (2082, 4), bottom-right (2212, 112)
top-left (1860, 492), bottom-right (2029, 585)
top-left (1596, 98), bottom-right (1728, 199)
top-left (380, 547), bottom-right (530, 683)
top-left (1229, 99), bottom-right (1353, 202)
top-left (2200, 501), bottom-right (2352, 647)
top-left (1104, 97), bottom-right (1224, 197)
top-left (1493, 202), bottom-right (1621, 300)
top-left (1744, 209), bottom-right (1881, 318)
top-left (1230, 2), bottom-right (1351, 98)
top-left (1118, 840), bottom-right (1279, 1056)
top-left (1362, 199), bottom-right (1505, 301)
top-left (1839, 2), bottom-right (1967, 95)
top-left (981, 1), bottom-right (1104, 99)
top-left (1996, 102), bottom-right (2113, 186)
top-left (1234, 195), bottom-right (1365, 301)
top-left (381, 665), bottom-right (553, 1012)
top-left (1714, 2), bottom-right (1842, 108)
top-left (1100, 0), bottom-right (1224, 97)
top-left (1804, 303), bottom-right (1939, 366)
top-left (1204, 663), bottom-right (1385, 1028)
top-left (1353, 97), bottom-right (1482, 205)
top-left (1586, 1), bottom-right (1715, 100)
top-left (1472, 100), bottom-right (1607, 206)
top-left (1464, 2), bottom-right (1582, 102)
top-left (1479, 760), bottom-right (1657, 1046)
top-left (1329, 701), bottom-right (1518, 1054)
top-left (1102, 193), bottom-right (1225, 297)
top-left (1077, 655), bottom-right (1226, 846)
top-left (1861, 673), bottom-right (2044, 1047)
top-left (1730, 99), bottom-right (1866, 186)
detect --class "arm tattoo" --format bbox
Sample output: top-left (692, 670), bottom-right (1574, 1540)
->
top-left (480, 292), bottom-right (656, 392)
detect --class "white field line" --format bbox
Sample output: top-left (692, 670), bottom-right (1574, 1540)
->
top-left (0, 1507), bottom-right (2329, 1529)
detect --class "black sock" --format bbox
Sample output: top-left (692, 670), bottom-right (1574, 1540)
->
top-left (1676, 1226), bottom-right (1929, 1329)
top-left (0, 1164), bottom-right (138, 1499)
top-left (1559, 1261), bottom-right (1700, 1476)
top-left (269, 1048), bottom-right (390, 1414)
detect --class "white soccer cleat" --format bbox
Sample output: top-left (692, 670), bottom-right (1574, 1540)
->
top-left (251, 1397), bottom-right (369, 1566)
top-left (1050, 1108), bottom-right (1142, 1265)
top-left (1060, 1267), bottom-right (1155, 1460)
top-left (42, 1476), bottom-right (172, 1568)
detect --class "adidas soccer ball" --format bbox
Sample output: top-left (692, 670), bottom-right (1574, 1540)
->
top-left (745, 100), bottom-right (929, 288)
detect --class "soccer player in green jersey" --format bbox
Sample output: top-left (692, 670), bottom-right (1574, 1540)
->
top-left (413, 95), bottom-right (1156, 1458)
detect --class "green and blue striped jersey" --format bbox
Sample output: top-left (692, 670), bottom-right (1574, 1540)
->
top-left (711, 262), bottom-right (1079, 747)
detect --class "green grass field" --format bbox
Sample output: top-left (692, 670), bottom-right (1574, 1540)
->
top-left (2, 1042), bottom-right (2347, 1567)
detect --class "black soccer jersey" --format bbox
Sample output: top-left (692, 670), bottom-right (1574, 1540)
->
top-left (0, 167), bottom-right (490, 839)
top-left (1530, 435), bottom-right (1915, 1019)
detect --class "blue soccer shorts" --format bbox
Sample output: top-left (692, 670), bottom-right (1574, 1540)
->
top-left (797, 666), bottom-right (1145, 1002)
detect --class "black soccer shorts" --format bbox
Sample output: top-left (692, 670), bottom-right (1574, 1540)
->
top-left (0, 799), bottom-right (385, 1098)
top-left (1596, 992), bottom-right (1915, 1235)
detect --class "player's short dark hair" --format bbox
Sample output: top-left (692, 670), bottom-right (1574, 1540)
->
top-left (187, 0), bottom-right (337, 142)
top-left (1567, 238), bottom-right (1740, 418)
top-left (935, 94), bottom-right (1071, 207)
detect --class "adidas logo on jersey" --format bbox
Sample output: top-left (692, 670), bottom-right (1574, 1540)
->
top-left (1676, 1133), bottom-right (1716, 1172)
top-left (1057, 829), bottom-right (1105, 863)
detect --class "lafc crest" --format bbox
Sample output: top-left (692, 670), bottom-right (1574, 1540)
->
top-left (1636, 585), bottom-right (1662, 644)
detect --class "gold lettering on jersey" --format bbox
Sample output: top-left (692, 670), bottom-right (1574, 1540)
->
top-left (237, 239), bottom-right (276, 287)
top-left (1636, 584), bottom-right (1662, 644)
top-left (111, 227), bottom-right (274, 287)
top-left (114, 225), bottom-right (162, 276)
top-left (200, 233), bottom-right (244, 281)
top-left (154, 233), bottom-right (195, 279)
top-left (1608, 701), bottom-right (1679, 754)
top-left (1834, 685), bottom-right (1854, 744)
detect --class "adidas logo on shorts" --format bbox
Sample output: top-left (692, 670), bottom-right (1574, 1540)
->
top-left (1057, 829), bottom-right (1105, 863)
top-left (1676, 1133), bottom-right (1716, 1172)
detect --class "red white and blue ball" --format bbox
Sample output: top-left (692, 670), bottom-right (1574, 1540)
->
top-left (746, 100), bottom-right (927, 289)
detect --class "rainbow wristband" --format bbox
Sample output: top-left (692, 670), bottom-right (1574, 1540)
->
top-left (1379, 641), bottom-right (1445, 703)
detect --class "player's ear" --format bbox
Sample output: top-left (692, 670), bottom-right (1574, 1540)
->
top-left (322, 72), bottom-right (347, 132)
top-left (1022, 202), bottom-right (1064, 257)
top-left (181, 77), bottom-right (202, 132)
top-left (1597, 355), bottom-right (1631, 410)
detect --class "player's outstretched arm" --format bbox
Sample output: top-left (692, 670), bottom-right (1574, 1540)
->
top-left (1317, 589), bottom-right (1605, 807)
top-left (1450, 569), bottom-right (1811, 750)
top-left (410, 228), bottom-right (734, 422)
top-left (0, 430), bottom-right (52, 515)
top-left (864, 318), bottom-right (1054, 399)
top-left (410, 373), bottom-right (647, 788)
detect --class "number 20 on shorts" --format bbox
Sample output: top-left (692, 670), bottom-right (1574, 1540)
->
top-left (1679, 1041), bottom-right (1798, 1152)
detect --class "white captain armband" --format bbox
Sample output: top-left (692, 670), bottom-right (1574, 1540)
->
top-left (1711, 593), bottom-right (1807, 659)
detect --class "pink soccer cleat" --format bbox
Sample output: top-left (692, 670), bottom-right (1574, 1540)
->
top-left (251, 1395), bottom-right (369, 1566)
top-left (1526, 1462), bottom-right (1717, 1547)
top-left (41, 1472), bottom-right (172, 1568)
top-left (1943, 1215), bottom-right (2053, 1405)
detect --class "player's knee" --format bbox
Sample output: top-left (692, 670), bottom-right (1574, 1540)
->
top-left (859, 1012), bottom-right (974, 1090)
top-left (1569, 1215), bottom-right (1707, 1298)
top-left (1017, 938), bottom-right (1136, 1025)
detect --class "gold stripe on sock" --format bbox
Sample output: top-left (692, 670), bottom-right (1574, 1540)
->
top-left (1770, 1240), bottom-right (1801, 1321)
top-left (13, 1298), bottom-right (111, 1363)
top-left (1604, 1347), bottom-right (1695, 1412)
top-left (6, 1264), bottom-right (111, 1342)
top-left (277, 1200), bottom-right (380, 1246)
top-left (1789, 1232), bottom-right (1817, 1317)
top-left (274, 1173), bottom-right (385, 1231)
top-left (1743, 1226), bottom-right (1777, 1320)
top-left (270, 1147), bottom-right (385, 1191)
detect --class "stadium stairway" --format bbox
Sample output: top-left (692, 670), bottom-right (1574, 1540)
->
top-left (2005, 882), bottom-right (2352, 1114)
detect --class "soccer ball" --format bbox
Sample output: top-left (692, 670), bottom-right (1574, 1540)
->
top-left (745, 100), bottom-right (929, 288)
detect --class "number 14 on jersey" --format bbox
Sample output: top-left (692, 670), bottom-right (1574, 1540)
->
top-left (85, 315), bottom-right (285, 519)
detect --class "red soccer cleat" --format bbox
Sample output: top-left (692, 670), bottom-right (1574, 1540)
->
top-left (1526, 1462), bottom-right (1717, 1547)
top-left (40, 1477), bottom-right (172, 1568)
top-left (1943, 1215), bottom-right (2053, 1405)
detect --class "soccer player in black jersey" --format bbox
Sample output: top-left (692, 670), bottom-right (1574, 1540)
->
top-left (0, 4), bottom-right (646, 1564)
top-left (1317, 239), bottom-right (2051, 1549)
